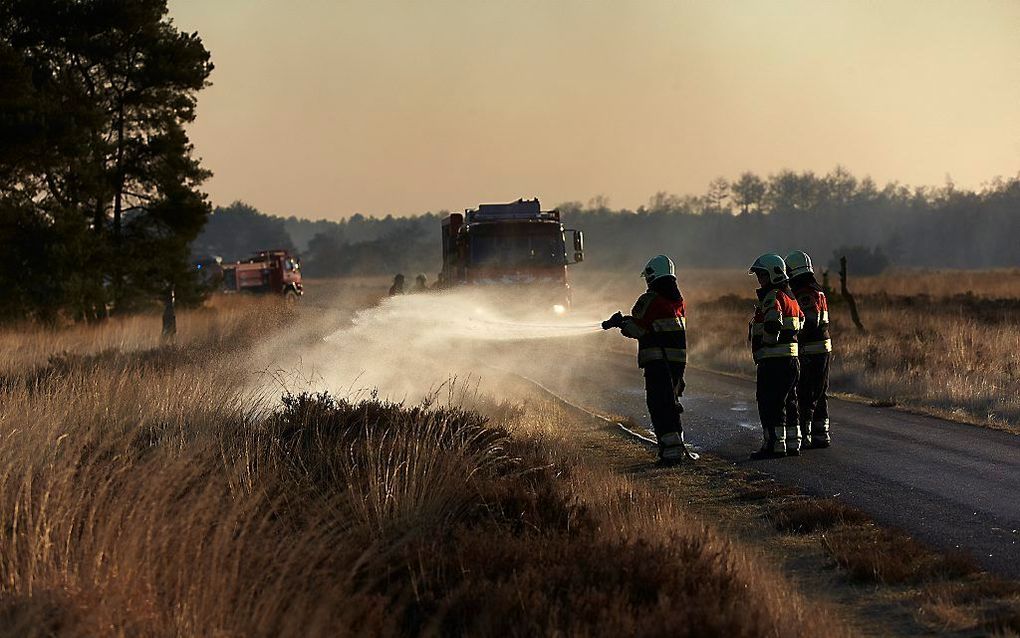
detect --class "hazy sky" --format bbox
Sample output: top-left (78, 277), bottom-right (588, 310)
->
top-left (168, 0), bottom-right (1020, 219)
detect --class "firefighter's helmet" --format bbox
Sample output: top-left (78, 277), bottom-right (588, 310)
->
top-left (749, 253), bottom-right (789, 285)
top-left (785, 251), bottom-right (813, 278)
top-left (642, 255), bottom-right (675, 284)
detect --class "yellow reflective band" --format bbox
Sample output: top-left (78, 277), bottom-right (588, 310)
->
top-left (753, 343), bottom-right (798, 361)
top-left (820, 310), bottom-right (829, 323)
top-left (782, 316), bottom-right (802, 330)
top-left (800, 339), bottom-right (832, 354)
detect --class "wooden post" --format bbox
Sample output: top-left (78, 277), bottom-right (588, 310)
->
top-left (839, 256), bottom-right (866, 333)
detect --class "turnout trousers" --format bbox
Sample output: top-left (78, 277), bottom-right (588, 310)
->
top-left (644, 361), bottom-right (686, 458)
top-left (756, 357), bottom-right (800, 454)
top-left (798, 352), bottom-right (831, 445)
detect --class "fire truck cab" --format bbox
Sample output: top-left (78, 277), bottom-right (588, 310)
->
top-left (439, 199), bottom-right (583, 311)
top-left (221, 250), bottom-right (303, 299)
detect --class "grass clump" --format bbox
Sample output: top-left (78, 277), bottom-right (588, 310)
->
top-left (822, 525), bottom-right (977, 585)
top-left (769, 498), bottom-right (869, 534)
top-left (918, 578), bottom-right (1020, 634)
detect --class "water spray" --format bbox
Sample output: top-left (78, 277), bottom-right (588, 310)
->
top-left (325, 291), bottom-right (604, 344)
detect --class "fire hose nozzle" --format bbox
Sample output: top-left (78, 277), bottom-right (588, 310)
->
top-left (602, 311), bottom-right (625, 330)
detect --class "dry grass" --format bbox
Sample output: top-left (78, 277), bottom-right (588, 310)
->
top-left (0, 295), bottom-right (850, 637)
top-left (918, 578), bottom-right (1020, 634)
top-left (821, 525), bottom-right (977, 585)
top-left (847, 269), bottom-right (1020, 299)
top-left (748, 474), bottom-right (1020, 634)
top-left (767, 498), bottom-right (869, 534)
top-left (0, 294), bottom-right (285, 377)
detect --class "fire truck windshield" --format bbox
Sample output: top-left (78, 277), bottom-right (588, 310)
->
top-left (469, 224), bottom-right (565, 268)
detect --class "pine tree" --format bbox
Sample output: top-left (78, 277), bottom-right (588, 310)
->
top-left (0, 0), bottom-right (213, 320)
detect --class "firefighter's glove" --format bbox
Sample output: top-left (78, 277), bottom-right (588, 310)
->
top-left (602, 311), bottom-right (625, 330)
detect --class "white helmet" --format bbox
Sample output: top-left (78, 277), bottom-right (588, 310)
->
top-left (642, 255), bottom-right (675, 284)
top-left (749, 253), bottom-right (789, 285)
top-left (785, 251), bottom-right (813, 278)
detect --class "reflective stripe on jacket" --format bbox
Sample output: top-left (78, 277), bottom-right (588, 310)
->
top-left (749, 287), bottom-right (803, 362)
top-left (793, 284), bottom-right (832, 354)
top-left (621, 291), bottom-right (687, 367)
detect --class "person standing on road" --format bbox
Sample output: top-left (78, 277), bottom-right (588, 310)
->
top-left (411, 273), bottom-right (429, 292)
top-left (748, 254), bottom-right (804, 459)
top-left (603, 255), bottom-right (692, 464)
top-left (787, 251), bottom-right (832, 448)
top-left (388, 273), bottom-right (405, 296)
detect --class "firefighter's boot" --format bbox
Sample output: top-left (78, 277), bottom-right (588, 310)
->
top-left (799, 419), bottom-right (813, 450)
top-left (658, 431), bottom-right (694, 464)
top-left (811, 418), bottom-right (831, 448)
top-left (750, 423), bottom-right (786, 460)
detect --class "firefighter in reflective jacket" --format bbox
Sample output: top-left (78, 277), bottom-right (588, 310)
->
top-left (748, 254), bottom-right (804, 459)
top-left (787, 251), bottom-right (832, 448)
top-left (604, 255), bottom-right (691, 463)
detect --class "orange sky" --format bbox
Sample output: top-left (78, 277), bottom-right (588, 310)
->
top-left (169, 0), bottom-right (1020, 219)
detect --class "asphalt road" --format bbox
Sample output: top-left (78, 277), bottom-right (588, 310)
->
top-left (500, 340), bottom-right (1020, 579)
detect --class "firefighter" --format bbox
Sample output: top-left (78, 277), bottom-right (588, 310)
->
top-left (786, 251), bottom-right (832, 448)
top-left (388, 273), bottom-right (405, 296)
top-left (748, 253), bottom-right (804, 459)
top-left (603, 255), bottom-right (692, 464)
top-left (411, 273), bottom-right (429, 292)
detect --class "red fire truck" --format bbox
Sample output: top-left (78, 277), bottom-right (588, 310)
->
top-left (439, 199), bottom-right (583, 312)
top-left (221, 250), bottom-right (303, 300)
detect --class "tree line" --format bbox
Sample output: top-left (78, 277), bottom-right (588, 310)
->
top-left (0, 0), bottom-right (212, 323)
top-left (561, 168), bottom-right (1020, 274)
top-left (196, 168), bottom-right (1020, 282)
top-left (193, 203), bottom-right (442, 280)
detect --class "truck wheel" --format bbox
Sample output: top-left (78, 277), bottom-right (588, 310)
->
top-left (284, 289), bottom-right (299, 305)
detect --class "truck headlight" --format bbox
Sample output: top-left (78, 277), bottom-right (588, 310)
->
top-left (553, 304), bottom-right (566, 315)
